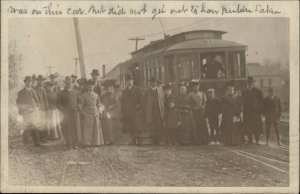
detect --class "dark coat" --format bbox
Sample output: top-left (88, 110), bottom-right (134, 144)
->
top-left (220, 94), bottom-right (242, 145)
top-left (205, 97), bottom-right (221, 118)
top-left (242, 86), bottom-right (263, 115)
top-left (121, 86), bottom-right (140, 119)
top-left (242, 86), bottom-right (263, 133)
top-left (262, 96), bottom-right (281, 122)
top-left (34, 86), bottom-right (49, 111)
top-left (46, 90), bottom-right (58, 110)
top-left (57, 88), bottom-right (80, 117)
top-left (165, 107), bottom-right (180, 129)
top-left (16, 88), bottom-right (40, 115)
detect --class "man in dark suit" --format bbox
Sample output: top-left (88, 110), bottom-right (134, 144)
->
top-left (242, 76), bottom-right (263, 145)
top-left (145, 77), bottom-right (165, 145)
top-left (121, 74), bottom-right (141, 145)
top-left (57, 76), bottom-right (80, 149)
top-left (263, 88), bottom-right (282, 145)
top-left (16, 76), bottom-right (41, 146)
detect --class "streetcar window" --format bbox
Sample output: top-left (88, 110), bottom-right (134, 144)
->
top-left (201, 53), bottom-right (226, 79)
top-left (229, 52), bottom-right (242, 77)
top-left (178, 54), bottom-right (198, 81)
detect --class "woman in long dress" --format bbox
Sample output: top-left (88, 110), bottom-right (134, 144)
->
top-left (176, 82), bottom-right (196, 145)
top-left (81, 80), bottom-right (104, 146)
top-left (220, 84), bottom-right (242, 146)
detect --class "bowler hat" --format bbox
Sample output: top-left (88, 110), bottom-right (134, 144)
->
top-left (102, 79), bottom-right (116, 88)
top-left (49, 74), bottom-right (58, 79)
top-left (32, 74), bottom-right (37, 80)
top-left (90, 69), bottom-right (100, 76)
top-left (24, 76), bottom-right (32, 82)
top-left (64, 76), bottom-right (72, 83)
top-left (247, 76), bottom-right (255, 83)
top-left (37, 75), bottom-right (46, 81)
top-left (44, 81), bottom-right (55, 87)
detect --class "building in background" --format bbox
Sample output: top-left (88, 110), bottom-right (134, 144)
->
top-left (246, 63), bottom-right (289, 111)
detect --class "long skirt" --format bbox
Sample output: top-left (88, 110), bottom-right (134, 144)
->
top-left (221, 117), bottom-right (242, 146)
top-left (101, 116), bottom-right (113, 143)
top-left (178, 111), bottom-right (196, 145)
top-left (194, 112), bottom-right (209, 145)
top-left (82, 113), bottom-right (104, 146)
top-left (61, 114), bottom-right (79, 147)
top-left (46, 109), bottom-right (63, 139)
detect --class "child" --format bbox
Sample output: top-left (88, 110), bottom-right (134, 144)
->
top-left (205, 88), bottom-right (222, 145)
top-left (165, 98), bottom-right (180, 145)
top-left (262, 88), bottom-right (282, 145)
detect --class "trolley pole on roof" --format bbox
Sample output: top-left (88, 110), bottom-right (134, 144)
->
top-left (129, 37), bottom-right (145, 51)
top-left (73, 18), bottom-right (86, 78)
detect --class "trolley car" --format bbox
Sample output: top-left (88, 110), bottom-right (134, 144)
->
top-left (106, 30), bottom-right (248, 96)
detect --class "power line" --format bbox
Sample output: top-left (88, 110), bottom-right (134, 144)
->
top-left (129, 37), bottom-right (145, 51)
top-left (46, 66), bottom-right (55, 75)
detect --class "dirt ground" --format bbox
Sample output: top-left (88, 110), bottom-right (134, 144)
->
top-left (8, 121), bottom-right (289, 187)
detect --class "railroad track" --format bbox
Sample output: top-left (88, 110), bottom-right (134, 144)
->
top-left (223, 147), bottom-right (289, 175)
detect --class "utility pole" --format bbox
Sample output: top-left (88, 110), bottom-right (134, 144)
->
top-left (72, 57), bottom-right (79, 76)
top-left (46, 66), bottom-right (55, 76)
top-left (73, 18), bottom-right (87, 78)
top-left (129, 37), bottom-right (145, 51)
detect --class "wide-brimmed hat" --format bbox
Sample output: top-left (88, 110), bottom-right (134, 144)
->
top-left (77, 78), bottom-right (87, 85)
top-left (44, 81), bottom-right (55, 87)
top-left (90, 69), bottom-right (100, 76)
top-left (247, 76), bottom-right (255, 83)
top-left (190, 79), bottom-right (200, 85)
top-left (71, 74), bottom-right (78, 79)
top-left (37, 75), bottom-right (46, 81)
top-left (64, 76), bottom-right (72, 83)
top-left (149, 77), bottom-right (157, 83)
top-left (49, 74), bottom-right (58, 79)
top-left (86, 79), bottom-right (96, 86)
top-left (32, 74), bottom-right (37, 80)
top-left (102, 79), bottom-right (116, 88)
top-left (163, 82), bottom-right (172, 90)
top-left (24, 76), bottom-right (32, 82)
top-left (125, 74), bottom-right (134, 81)
top-left (207, 88), bottom-right (215, 93)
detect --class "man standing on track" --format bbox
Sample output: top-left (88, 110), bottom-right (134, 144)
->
top-left (121, 74), bottom-right (141, 145)
top-left (242, 76), bottom-right (263, 145)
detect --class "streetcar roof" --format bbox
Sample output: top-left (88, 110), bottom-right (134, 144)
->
top-left (166, 39), bottom-right (247, 51)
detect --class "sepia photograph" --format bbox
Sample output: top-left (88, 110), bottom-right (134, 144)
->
top-left (6, 17), bottom-right (292, 188)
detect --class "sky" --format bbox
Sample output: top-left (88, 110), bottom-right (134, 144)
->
top-left (9, 17), bottom-right (289, 78)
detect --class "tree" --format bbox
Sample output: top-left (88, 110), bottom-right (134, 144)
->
top-left (9, 41), bottom-right (22, 90)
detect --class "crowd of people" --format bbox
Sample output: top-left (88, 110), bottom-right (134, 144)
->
top-left (16, 68), bottom-right (283, 150)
